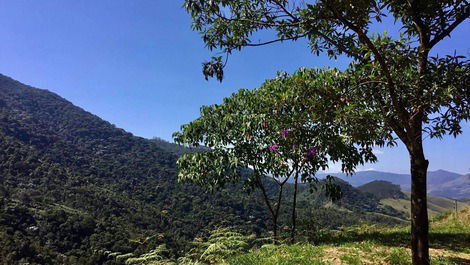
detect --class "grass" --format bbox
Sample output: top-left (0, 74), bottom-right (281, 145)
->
top-left (381, 193), bottom-right (469, 219)
top-left (222, 244), bottom-right (327, 265)
top-left (219, 206), bottom-right (470, 265)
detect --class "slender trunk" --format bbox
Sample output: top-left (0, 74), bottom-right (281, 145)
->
top-left (291, 170), bottom-right (299, 242)
top-left (273, 214), bottom-right (278, 242)
top-left (256, 178), bottom-right (279, 243)
top-left (273, 184), bottom-right (284, 244)
top-left (407, 130), bottom-right (430, 265)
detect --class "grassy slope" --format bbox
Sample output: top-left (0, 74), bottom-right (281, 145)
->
top-left (381, 192), bottom-right (469, 219)
top-left (222, 206), bottom-right (470, 265)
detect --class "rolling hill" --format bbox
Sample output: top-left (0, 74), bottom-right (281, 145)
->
top-left (356, 180), bottom-right (468, 219)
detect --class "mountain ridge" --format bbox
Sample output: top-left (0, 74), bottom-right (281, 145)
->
top-left (318, 169), bottom-right (470, 200)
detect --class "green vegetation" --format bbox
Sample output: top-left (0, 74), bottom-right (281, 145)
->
top-left (173, 69), bottom-right (388, 240)
top-left (1, 71), bottom-right (468, 265)
top-left (184, 1), bottom-right (469, 263)
top-left (120, 206), bottom-right (470, 264)
top-left (358, 181), bottom-right (406, 200)
top-left (219, 207), bottom-right (470, 265)
top-left (381, 192), bottom-right (469, 219)
top-left (0, 74), bottom-right (418, 265)
top-left (0, 74), bottom-right (269, 265)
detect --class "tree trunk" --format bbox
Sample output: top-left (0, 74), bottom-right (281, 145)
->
top-left (273, 214), bottom-right (278, 243)
top-left (291, 171), bottom-right (299, 242)
top-left (408, 134), bottom-right (430, 265)
top-left (273, 184), bottom-right (284, 244)
top-left (256, 178), bottom-right (280, 244)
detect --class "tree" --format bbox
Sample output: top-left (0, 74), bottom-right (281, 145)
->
top-left (174, 68), bottom-right (386, 241)
top-left (184, 1), bottom-right (469, 264)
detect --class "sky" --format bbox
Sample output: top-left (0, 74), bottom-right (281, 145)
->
top-left (0, 0), bottom-right (468, 174)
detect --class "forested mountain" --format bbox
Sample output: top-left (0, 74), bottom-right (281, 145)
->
top-left (0, 74), bottom-right (461, 265)
top-left (0, 74), bottom-right (270, 265)
top-left (358, 181), bottom-right (406, 200)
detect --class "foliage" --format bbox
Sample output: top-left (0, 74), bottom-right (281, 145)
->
top-left (174, 68), bottom-right (391, 187)
top-left (0, 74), bottom-right (269, 265)
top-left (118, 228), bottom-right (256, 265)
top-left (358, 180), bottom-right (406, 200)
top-left (0, 73), bottom-right (462, 264)
top-left (173, 68), bottom-right (395, 239)
top-left (220, 206), bottom-right (470, 264)
top-left (190, 228), bottom-right (255, 264)
top-left (0, 73), bottom-right (407, 264)
top-left (184, 1), bottom-right (469, 262)
top-left (123, 245), bottom-right (174, 265)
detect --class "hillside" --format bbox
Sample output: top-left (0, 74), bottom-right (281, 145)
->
top-left (0, 74), bottom-right (408, 265)
top-left (118, 206), bottom-right (470, 264)
top-left (355, 180), bottom-right (466, 220)
top-left (224, 206), bottom-right (470, 265)
top-left (428, 174), bottom-right (470, 200)
top-left (358, 180), bottom-right (406, 200)
top-left (381, 192), bottom-right (469, 219)
top-left (0, 74), bottom-right (271, 265)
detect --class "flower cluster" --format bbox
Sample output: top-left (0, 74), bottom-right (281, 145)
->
top-left (269, 144), bottom-right (279, 151)
top-left (306, 146), bottom-right (320, 158)
top-left (268, 129), bottom-right (320, 159)
top-left (281, 129), bottom-right (289, 137)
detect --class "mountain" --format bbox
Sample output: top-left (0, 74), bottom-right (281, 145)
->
top-left (358, 181), bottom-right (406, 200)
top-left (317, 171), bottom-right (410, 187)
top-left (427, 169), bottom-right (462, 186)
top-left (428, 174), bottom-right (470, 200)
top-left (355, 181), bottom-right (468, 219)
top-left (0, 74), bottom-right (272, 265)
top-left (321, 169), bottom-right (470, 200)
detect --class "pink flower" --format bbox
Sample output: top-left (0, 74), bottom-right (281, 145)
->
top-left (269, 144), bottom-right (279, 151)
top-left (306, 146), bottom-right (320, 158)
top-left (281, 129), bottom-right (289, 137)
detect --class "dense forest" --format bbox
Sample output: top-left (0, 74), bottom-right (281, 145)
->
top-left (0, 74), bottom-right (415, 264)
top-left (0, 74), bottom-right (270, 264)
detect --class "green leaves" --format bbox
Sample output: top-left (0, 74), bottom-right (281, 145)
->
top-left (202, 56), bottom-right (224, 82)
top-left (174, 68), bottom-right (384, 191)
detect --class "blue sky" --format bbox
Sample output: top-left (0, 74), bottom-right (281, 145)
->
top-left (0, 0), bottom-right (468, 174)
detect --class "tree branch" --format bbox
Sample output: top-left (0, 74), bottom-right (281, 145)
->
top-left (429, 8), bottom-right (470, 48)
top-left (245, 34), bottom-right (308, 47)
top-left (271, 0), bottom-right (365, 62)
top-left (256, 175), bottom-right (275, 217)
top-left (326, 3), bottom-right (411, 131)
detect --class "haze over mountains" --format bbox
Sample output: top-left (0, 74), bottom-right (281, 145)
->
top-left (0, 73), bottom-right (468, 264)
top-left (319, 169), bottom-right (470, 200)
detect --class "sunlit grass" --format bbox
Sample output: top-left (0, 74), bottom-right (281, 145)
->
top-left (218, 207), bottom-right (470, 265)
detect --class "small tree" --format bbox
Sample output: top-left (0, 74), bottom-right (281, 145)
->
top-left (174, 68), bottom-right (385, 241)
top-left (183, 1), bottom-right (469, 263)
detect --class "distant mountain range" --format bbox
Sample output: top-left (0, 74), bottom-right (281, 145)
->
top-left (318, 169), bottom-right (470, 200)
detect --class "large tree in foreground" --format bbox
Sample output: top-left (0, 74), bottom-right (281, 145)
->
top-left (173, 69), bottom-right (386, 241)
top-left (184, 1), bottom-right (469, 264)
